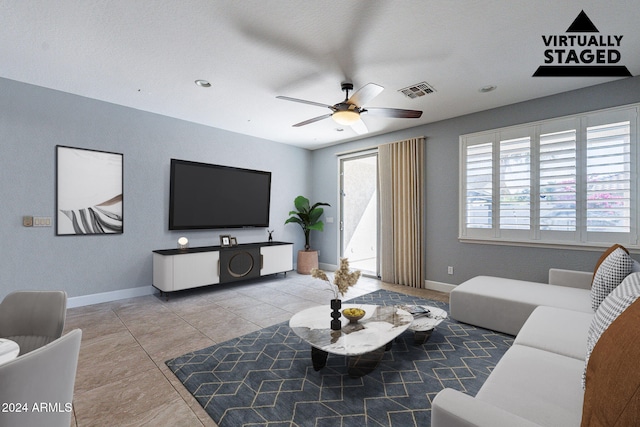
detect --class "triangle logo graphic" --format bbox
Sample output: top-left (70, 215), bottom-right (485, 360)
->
top-left (566, 10), bottom-right (599, 33)
top-left (533, 10), bottom-right (631, 77)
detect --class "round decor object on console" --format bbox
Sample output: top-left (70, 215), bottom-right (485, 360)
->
top-left (177, 237), bottom-right (189, 250)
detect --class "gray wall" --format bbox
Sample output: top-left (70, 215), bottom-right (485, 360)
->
top-left (0, 78), bottom-right (311, 299)
top-left (3, 75), bottom-right (640, 301)
top-left (312, 75), bottom-right (640, 285)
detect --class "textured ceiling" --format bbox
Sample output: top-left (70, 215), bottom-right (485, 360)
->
top-left (1, 1), bottom-right (638, 149)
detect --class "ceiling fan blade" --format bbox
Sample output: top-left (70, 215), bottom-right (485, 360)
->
top-left (276, 96), bottom-right (333, 109)
top-left (348, 83), bottom-right (384, 106)
top-left (364, 107), bottom-right (423, 118)
top-left (292, 114), bottom-right (332, 127)
top-left (350, 119), bottom-right (369, 135)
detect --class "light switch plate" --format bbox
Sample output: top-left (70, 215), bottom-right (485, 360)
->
top-left (23, 216), bottom-right (34, 227)
top-left (33, 216), bottom-right (52, 227)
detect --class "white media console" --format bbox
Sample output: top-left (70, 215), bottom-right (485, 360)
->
top-left (152, 241), bottom-right (293, 293)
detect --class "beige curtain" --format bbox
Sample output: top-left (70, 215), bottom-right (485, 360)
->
top-left (378, 137), bottom-right (425, 288)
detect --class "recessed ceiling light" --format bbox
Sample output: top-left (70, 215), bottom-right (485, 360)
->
top-left (479, 85), bottom-right (497, 93)
top-left (195, 79), bottom-right (211, 88)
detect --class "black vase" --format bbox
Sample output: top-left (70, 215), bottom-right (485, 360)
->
top-left (330, 299), bottom-right (342, 330)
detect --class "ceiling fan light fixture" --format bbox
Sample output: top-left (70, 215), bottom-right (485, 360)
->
top-left (332, 110), bottom-right (360, 126)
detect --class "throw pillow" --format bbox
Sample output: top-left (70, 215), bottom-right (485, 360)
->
top-left (592, 244), bottom-right (626, 279)
top-left (581, 297), bottom-right (640, 426)
top-left (583, 272), bottom-right (640, 389)
top-left (590, 245), bottom-right (632, 311)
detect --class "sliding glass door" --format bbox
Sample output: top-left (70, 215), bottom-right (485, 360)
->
top-left (339, 151), bottom-right (379, 277)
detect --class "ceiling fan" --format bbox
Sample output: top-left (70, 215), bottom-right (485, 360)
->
top-left (276, 82), bottom-right (423, 134)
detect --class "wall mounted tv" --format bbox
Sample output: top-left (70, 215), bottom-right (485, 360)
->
top-left (169, 159), bottom-right (271, 230)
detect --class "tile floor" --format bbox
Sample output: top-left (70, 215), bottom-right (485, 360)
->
top-left (64, 272), bottom-right (449, 426)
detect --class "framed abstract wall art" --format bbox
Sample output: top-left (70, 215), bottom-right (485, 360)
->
top-left (56, 145), bottom-right (123, 235)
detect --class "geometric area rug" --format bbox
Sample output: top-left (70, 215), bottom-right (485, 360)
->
top-left (166, 290), bottom-right (514, 427)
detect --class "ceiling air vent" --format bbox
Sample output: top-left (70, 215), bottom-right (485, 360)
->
top-left (398, 81), bottom-right (436, 99)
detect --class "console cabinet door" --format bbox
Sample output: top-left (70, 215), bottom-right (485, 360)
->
top-left (172, 251), bottom-right (220, 291)
top-left (260, 244), bottom-right (293, 276)
top-left (153, 252), bottom-right (221, 292)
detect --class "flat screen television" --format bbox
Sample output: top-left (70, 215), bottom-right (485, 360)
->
top-left (169, 159), bottom-right (271, 230)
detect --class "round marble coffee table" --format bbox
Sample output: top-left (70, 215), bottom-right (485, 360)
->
top-left (400, 305), bottom-right (448, 344)
top-left (289, 304), bottom-right (413, 378)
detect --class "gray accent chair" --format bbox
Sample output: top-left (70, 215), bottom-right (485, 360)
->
top-left (0, 329), bottom-right (82, 427)
top-left (0, 290), bottom-right (67, 355)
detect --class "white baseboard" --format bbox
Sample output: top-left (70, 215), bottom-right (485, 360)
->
top-left (318, 262), bottom-right (339, 271)
top-left (67, 286), bottom-right (156, 308)
top-left (425, 280), bottom-right (455, 293)
top-left (67, 272), bottom-right (447, 308)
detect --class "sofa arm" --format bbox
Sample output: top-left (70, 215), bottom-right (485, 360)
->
top-left (431, 389), bottom-right (541, 427)
top-left (548, 268), bottom-right (592, 290)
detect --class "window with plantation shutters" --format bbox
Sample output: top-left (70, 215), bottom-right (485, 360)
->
top-left (460, 104), bottom-right (639, 249)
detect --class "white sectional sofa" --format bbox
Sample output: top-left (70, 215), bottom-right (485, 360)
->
top-left (448, 269), bottom-right (593, 336)
top-left (432, 245), bottom-right (640, 427)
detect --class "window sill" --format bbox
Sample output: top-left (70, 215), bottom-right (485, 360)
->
top-left (458, 237), bottom-right (640, 254)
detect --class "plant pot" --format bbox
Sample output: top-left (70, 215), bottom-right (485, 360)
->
top-left (297, 250), bottom-right (318, 274)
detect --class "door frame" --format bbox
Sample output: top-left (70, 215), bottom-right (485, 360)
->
top-left (337, 148), bottom-right (380, 278)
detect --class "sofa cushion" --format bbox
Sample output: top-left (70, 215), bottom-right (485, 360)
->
top-left (432, 388), bottom-right (543, 427)
top-left (583, 272), bottom-right (640, 388)
top-left (514, 306), bottom-right (593, 360)
top-left (590, 245), bottom-right (632, 310)
top-left (581, 297), bottom-right (640, 426)
top-left (450, 276), bottom-right (592, 336)
top-left (476, 344), bottom-right (585, 427)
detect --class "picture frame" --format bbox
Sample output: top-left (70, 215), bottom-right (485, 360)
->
top-left (220, 235), bottom-right (231, 247)
top-left (230, 237), bottom-right (238, 246)
top-left (56, 145), bottom-right (123, 235)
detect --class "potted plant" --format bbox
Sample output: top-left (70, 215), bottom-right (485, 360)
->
top-left (285, 195), bottom-right (330, 274)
